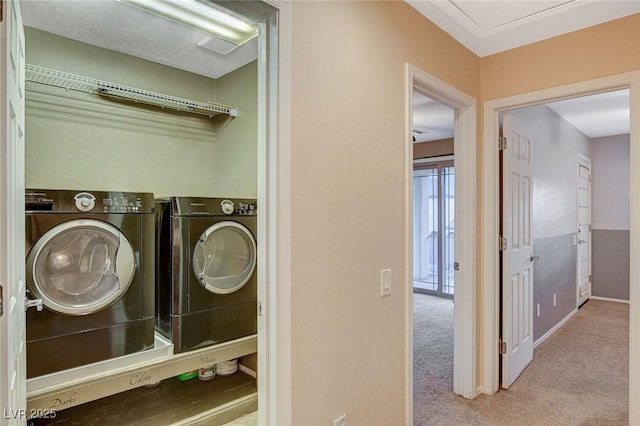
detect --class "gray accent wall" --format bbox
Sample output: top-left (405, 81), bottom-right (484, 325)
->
top-left (532, 234), bottom-right (577, 341)
top-left (591, 134), bottom-right (630, 301)
top-left (510, 105), bottom-right (590, 341)
top-left (592, 230), bottom-right (630, 300)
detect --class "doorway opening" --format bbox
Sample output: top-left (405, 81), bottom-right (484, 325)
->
top-left (411, 92), bottom-right (456, 423)
top-left (496, 89), bottom-right (631, 389)
top-left (3, 0), bottom-right (286, 423)
top-left (405, 64), bottom-right (477, 424)
top-left (483, 73), bottom-right (638, 413)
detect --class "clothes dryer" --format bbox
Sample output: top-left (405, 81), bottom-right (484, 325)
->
top-left (25, 189), bottom-right (155, 378)
top-left (155, 197), bottom-right (257, 353)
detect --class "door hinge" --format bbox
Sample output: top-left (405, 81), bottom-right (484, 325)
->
top-left (258, 301), bottom-right (263, 317)
top-left (0, 285), bottom-right (3, 317)
top-left (499, 339), bottom-right (507, 354)
top-left (453, 262), bottom-right (460, 271)
top-left (499, 235), bottom-right (507, 251)
top-left (499, 136), bottom-right (507, 151)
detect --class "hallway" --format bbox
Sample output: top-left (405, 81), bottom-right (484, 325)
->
top-left (413, 295), bottom-right (629, 425)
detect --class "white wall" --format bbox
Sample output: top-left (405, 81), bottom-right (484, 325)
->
top-left (592, 134), bottom-right (630, 230)
top-left (512, 105), bottom-right (590, 239)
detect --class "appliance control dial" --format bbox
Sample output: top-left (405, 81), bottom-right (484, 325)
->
top-left (221, 199), bottom-right (235, 215)
top-left (74, 192), bottom-right (96, 212)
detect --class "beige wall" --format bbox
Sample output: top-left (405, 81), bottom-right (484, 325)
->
top-left (290, 3), bottom-right (639, 424)
top-left (480, 14), bottom-right (640, 100)
top-left (24, 28), bottom-right (257, 198)
top-left (290, 2), bottom-right (479, 424)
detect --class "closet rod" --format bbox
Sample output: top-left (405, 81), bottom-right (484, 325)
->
top-left (25, 64), bottom-right (238, 118)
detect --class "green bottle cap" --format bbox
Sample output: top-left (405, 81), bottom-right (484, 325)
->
top-left (176, 370), bottom-right (198, 381)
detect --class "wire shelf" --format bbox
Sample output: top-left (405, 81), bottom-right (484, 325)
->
top-left (25, 64), bottom-right (238, 118)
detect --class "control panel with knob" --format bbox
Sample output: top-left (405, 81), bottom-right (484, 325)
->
top-left (221, 199), bottom-right (235, 215)
top-left (74, 192), bottom-right (96, 212)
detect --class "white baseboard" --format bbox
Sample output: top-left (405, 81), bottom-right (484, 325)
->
top-left (590, 296), bottom-right (630, 304)
top-left (533, 308), bottom-right (578, 348)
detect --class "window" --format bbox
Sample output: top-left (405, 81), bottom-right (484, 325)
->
top-left (413, 161), bottom-right (455, 296)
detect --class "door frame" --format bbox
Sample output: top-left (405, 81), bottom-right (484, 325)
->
top-left (576, 153), bottom-right (592, 306)
top-left (254, 1), bottom-right (291, 425)
top-left (405, 64), bottom-right (478, 424)
top-left (576, 153), bottom-right (593, 307)
top-left (481, 72), bottom-right (640, 423)
top-left (0, 0), bottom-right (292, 422)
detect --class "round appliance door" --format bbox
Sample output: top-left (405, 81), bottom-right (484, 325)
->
top-left (27, 219), bottom-right (136, 315)
top-left (193, 221), bottom-right (257, 294)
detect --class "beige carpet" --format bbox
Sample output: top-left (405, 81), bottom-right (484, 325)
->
top-left (413, 294), bottom-right (629, 425)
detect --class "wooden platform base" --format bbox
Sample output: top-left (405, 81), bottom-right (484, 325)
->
top-left (28, 371), bottom-right (257, 426)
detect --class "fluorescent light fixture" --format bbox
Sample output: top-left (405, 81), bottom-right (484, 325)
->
top-left (117, 0), bottom-right (258, 46)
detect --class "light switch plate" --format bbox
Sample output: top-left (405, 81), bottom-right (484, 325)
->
top-left (381, 269), bottom-right (391, 296)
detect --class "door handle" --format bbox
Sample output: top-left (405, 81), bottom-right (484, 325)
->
top-left (578, 240), bottom-right (586, 244)
top-left (529, 255), bottom-right (540, 262)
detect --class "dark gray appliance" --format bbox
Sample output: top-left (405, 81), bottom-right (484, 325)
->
top-left (25, 189), bottom-right (155, 378)
top-left (155, 197), bottom-right (257, 353)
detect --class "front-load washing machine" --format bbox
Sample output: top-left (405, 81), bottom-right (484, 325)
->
top-left (155, 197), bottom-right (257, 353)
top-left (25, 189), bottom-right (155, 378)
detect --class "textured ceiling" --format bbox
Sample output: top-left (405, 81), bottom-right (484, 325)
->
top-left (546, 90), bottom-right (630, 139)
top-left (20, 0), bottom-right (258, 79)
top-left (413, 91), bottom-right (454, 143)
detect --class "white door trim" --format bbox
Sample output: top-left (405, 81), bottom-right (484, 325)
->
top-left (481, 72), bottom-right (639, 425)
top-left (257, 1), bottom-right (291, 425)
top-left (405, 64), bottom-right (478, 424)
top-left (576, 153), bottom-right (592, 306)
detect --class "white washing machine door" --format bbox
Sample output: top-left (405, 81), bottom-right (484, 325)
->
top-left (192, 221), bottom-right (256, 294)
top-left (27, 219), bottom-right (136, 315)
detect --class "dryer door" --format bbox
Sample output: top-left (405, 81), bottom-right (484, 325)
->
top-left (27, 219), bottom-right (136, 315)
top-left (193, 221), bottom-right (257, 294)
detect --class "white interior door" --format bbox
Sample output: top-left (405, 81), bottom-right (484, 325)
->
top-left (0, 0), bottom-right (27, 422)
top-left (501, 113), bottom-right (534, 389)
top-left (577, 155), bottom-right (592, 306)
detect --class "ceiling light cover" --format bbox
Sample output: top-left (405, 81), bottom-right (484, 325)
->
top-left (118, 0), bottom-right (258, 45)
